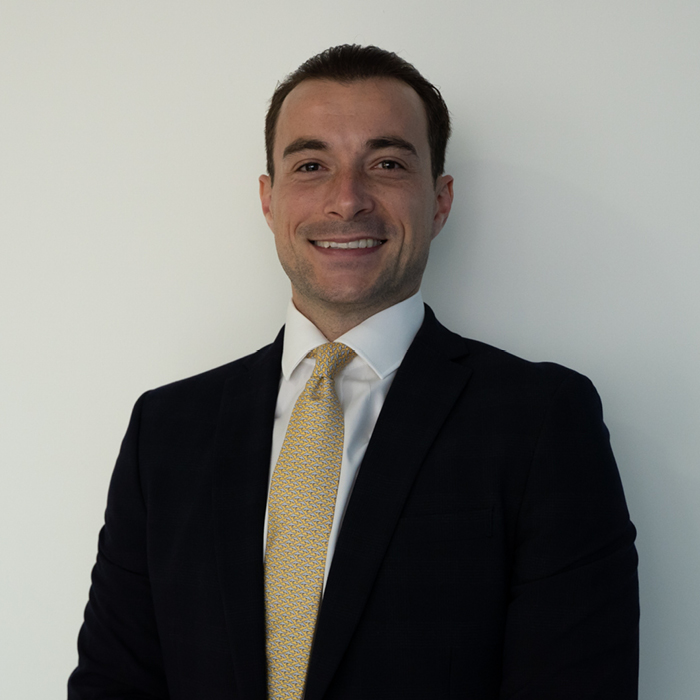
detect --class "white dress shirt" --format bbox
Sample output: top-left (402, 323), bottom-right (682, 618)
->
top-left (263, 292), bottom-right (425, 588)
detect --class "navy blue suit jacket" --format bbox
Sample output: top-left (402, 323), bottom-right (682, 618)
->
top-left (69, 307), bottom-right (639, 699)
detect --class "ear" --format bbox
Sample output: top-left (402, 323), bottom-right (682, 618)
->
top-left (431, 174), bottom-right (454, 240)
top-left (259, 174), bottom-right (274, 230)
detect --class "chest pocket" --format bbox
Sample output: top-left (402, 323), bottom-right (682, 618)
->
top-left (388, 507), bottom-right (493, 564)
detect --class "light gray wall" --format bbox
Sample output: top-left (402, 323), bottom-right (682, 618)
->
top-left (2, 1), bottom-right (698, 697)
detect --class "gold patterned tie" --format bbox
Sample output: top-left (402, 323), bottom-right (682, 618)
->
top-left (265, 342), bottom-right (356, 700)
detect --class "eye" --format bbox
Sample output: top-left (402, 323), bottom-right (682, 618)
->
top-left (298, 162), bottom-right (322, 172)
top-left (377, 159), bottom-right (403, 170)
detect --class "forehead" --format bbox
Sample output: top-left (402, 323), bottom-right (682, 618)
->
top-left (274, 78), bottom-right (429, 156)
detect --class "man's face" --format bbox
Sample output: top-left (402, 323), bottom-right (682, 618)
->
top-left (259, 78), bottom-right (453, 322)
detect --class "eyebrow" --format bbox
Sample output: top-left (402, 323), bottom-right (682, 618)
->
top-left (281, 136), bottom-right (419, 159)
top-left (282, 138), bottom-right (328, 159)
top-left (367, 137), bottom-right (418, 157)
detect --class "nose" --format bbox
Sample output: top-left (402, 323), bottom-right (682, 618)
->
top-left (324, 168), bottom-right (374, 220)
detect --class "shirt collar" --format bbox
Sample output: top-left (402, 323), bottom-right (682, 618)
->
top-left (281, 292), bottom-right (425, 380)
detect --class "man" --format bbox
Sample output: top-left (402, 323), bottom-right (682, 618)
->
top-left (69, 45), bottom-right (639, 699)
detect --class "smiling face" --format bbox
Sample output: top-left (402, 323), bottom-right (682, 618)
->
top-left (259, 78), bottom-right (453, 336)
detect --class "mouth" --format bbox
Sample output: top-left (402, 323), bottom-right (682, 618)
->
top-left (312, 238), bottom-right (385, 249)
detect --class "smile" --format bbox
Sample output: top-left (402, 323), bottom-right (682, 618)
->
top-left (312, 239), bottom-right (384, 249)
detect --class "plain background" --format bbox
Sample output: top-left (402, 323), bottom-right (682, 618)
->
top-left (1, 1), bottom-right (699, 697)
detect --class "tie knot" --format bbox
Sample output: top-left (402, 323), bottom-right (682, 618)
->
top-left (308, 342), bottom-right (356, 380)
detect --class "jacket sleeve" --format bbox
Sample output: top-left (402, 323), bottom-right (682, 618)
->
top-left (499, 372), bottom-right (639, 699)
top-left (68, 393), bottom-right (169, 699)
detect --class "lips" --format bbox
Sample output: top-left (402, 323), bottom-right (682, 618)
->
top-left (312, 238), bottom-right (384, 249)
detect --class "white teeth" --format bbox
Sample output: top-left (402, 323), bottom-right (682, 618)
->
top-left (314, 238), bottom-right (383, 249)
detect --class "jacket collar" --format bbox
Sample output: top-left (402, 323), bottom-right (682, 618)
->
top-left (212, 329), bottom-right (283, 700)
top-left (305, 306), bottom-right (472, 700)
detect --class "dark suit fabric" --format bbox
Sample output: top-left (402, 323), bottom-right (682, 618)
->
top-left (69, 307), bottom-right (639, 699)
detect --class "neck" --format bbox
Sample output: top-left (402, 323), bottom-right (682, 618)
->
top-left (291, 294), bottom-right (412, 341)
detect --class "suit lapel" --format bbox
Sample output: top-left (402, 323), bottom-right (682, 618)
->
top-left (212, 330), bottom-right (283, 700)
top-left (305, 308), bottom-right (472, 700)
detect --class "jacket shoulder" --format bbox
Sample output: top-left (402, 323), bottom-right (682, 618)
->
top-left (423, 305), bottom-right (587, 391)
top-left (138, 331), bottom-right (283, 422)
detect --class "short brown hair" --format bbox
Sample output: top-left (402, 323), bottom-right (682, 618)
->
top-left (265, 44), bottom-right (451, 182)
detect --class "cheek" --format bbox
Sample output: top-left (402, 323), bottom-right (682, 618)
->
top-left (401, 198), bottom-right (435, 234)
top-left (391, 187), bottom-right (433, 219)
top-left (273, 192), bottom-right (311, 228)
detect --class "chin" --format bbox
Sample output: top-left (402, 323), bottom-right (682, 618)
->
top-left (291, 269), bottom-right (404, 314)
top-left (320, 284), bottom-right (399, 311)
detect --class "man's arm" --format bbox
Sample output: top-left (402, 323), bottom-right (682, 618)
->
top-left (499, 372), bottom-right (639, 699)
top-left (68, 394), bottom-right (169, 699)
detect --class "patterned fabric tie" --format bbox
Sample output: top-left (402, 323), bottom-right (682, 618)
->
top-left (265, 342), bottom-right (356, 700)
